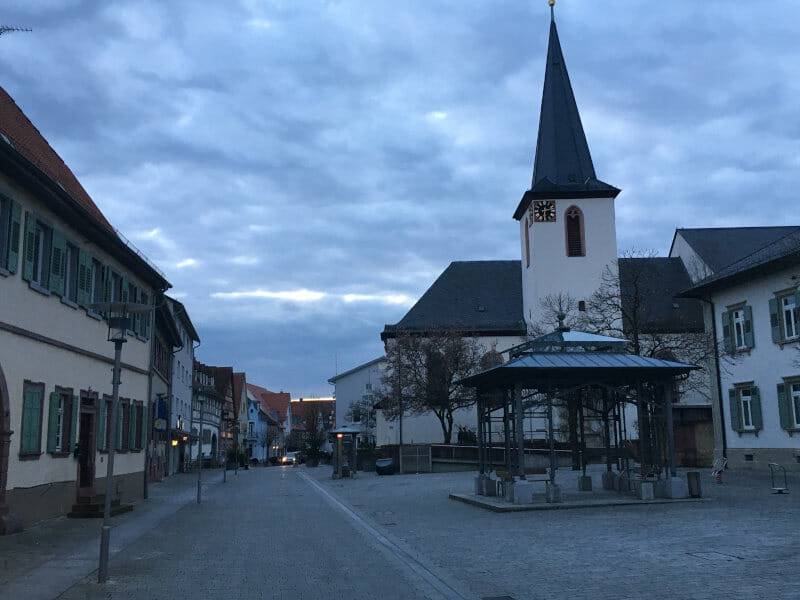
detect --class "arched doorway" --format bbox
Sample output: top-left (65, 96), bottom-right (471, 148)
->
top-left (0, 363), bottom-right (23, 534)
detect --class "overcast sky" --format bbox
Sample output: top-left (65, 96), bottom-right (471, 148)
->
top-left (2, 1), bottom-right (799, 396)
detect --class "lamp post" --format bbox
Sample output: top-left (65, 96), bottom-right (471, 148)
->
top-left (91, 301), bottom-right (150, 584)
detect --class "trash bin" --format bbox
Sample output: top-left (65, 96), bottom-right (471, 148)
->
top-left (687, 471), bottom-right (701, 498)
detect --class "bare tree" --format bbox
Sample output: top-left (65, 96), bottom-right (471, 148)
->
top-left (378, 327), bottom-right (484, 444)
top-left (346, 398), bottom-right (377, 441)
top-left (530, 292), bottom-right (580, 336)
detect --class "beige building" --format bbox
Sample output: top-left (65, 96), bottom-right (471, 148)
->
top-left (0, 87), bottom-right (170, 531)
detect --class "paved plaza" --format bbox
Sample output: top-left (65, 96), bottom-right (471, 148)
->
top-left (1, 464), bottom-right (798, 599)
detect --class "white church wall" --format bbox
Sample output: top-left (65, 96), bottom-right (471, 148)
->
top-left (521, 196), bottom-right (618, 327)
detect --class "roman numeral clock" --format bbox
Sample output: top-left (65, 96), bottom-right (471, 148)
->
top-left (531, 200), bottom-right (556, 222)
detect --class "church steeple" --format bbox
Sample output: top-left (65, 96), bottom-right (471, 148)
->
top-left (514, 6), bottom-right (618, 220)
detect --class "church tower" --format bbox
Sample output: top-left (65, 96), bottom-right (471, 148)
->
top-left (515, 4), bottom-right (620, 330)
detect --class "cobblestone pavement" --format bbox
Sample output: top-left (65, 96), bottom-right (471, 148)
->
top-left (307, 465), bottom-right (800, 600)
top-left (2, 464), bottom-right (799, 599)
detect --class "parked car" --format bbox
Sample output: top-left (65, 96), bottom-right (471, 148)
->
top-left (375, 458), bottom-right (394, 475)
top-left (281, 451), bottom-right (304, 465)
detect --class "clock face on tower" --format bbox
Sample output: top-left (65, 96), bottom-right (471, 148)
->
top-left (532, 200), bottom-right (556, 222)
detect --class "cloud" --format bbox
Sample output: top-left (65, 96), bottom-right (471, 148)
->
top-left (2, 1), bottom-right (799, 393)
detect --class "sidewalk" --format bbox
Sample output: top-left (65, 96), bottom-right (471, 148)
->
top-left (0, 469), bottom-right (225, 600)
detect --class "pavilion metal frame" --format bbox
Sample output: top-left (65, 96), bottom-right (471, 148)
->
top-left (459, 328), bottom-right (699, 493)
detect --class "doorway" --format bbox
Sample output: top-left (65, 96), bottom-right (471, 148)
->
top-left (0, 363), bottom-right (22, 534)
top-left (77, 394), bottom-right (97, 499)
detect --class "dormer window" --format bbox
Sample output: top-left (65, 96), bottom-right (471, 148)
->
top-left (565, 206), bottom-right (585, 257)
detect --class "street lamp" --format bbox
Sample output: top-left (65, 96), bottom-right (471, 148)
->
top-left (91, 301), bottom-right (150, 584)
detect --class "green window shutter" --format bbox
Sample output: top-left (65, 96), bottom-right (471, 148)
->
top-left (743, 305), bottom-right (754, 349)
top-left (98, 399), bottom-right (107, 450)
top-left (728, 389), bottom-right (741, 432)
top-left (102, 266), bottom-right (112, 303)
top-left (750, 387), bottom-right (763, 430)
top-left (70, 395), bottom-right (79, 452)
top-left (721, 311), bottom-right (732, 353)
top-left (128, 403), bottom-right (136, 450)
top-left (7, 199), bottom-right (21, 273)
top-left (795, 290), bottom-right (800, 322)
top-left (769, 298), bottom-right (782, 342)
top-left (77, 250), bottom-right (91, 307)
top-left (143, 308), bottom-right (151, 340)
top-left (49, 230), bottom-right (66, 295)
top-left (115, 404), bottom-right (123, 450)
top-left (121, 276), bottom-right (129, 302)
top-left (47, 392), bottom-right (60, 452)
top-left (132, 288), bottom-right (141, 335)
top-left (777, 383), bottom-right (791, 430)
top-left (22, 388), bottom-right (42, 453)
top-left (140, 403), bottom-right (148, 448)
top-left (21, 211), bottom-right (36, 281)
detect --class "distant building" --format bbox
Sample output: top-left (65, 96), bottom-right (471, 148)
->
top-left (328, 357), bottom-right (386, 444)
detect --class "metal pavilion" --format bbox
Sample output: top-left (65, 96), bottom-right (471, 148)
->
top-left (458, 323), bottom-right (700, 503)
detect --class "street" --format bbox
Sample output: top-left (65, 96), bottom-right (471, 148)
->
top-left (2, 465), bottom-right (799, 599)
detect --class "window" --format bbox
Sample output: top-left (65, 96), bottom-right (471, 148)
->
top-left (729, 385), bottom-right (762, 433)
top-left (98, 395), bottom-right (113, 451)
top-left (722, 305), bottom-right (753, 352)
top-left (47, 389), bottom-right (76, 454)
top-left (120, 399), bottom-right (130, 451)
top-left (770, 290), bottom-right (800, 343)
top-left (0, 194), bottom-right (21, 274)
top-left (22, 211), bottom-right (53, 290)
top-left (564, 206), bottom-right (585, 257)
top-left (62, 241), bottom-right (79, 304)
top-left (128, 402), bottom-right (144, 451)
top-left (777, 379), bottom-right (800, 430)
top-left (524, 216), bottom-right (531, 268)
top-left (20, 381), bottom-right (45, 456)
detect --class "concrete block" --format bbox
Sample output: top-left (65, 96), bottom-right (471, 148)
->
top-left (601, 471), bottom-right (617, 490)
top-left (512, 481), bottom-right (535, 505)
top-left (638, 481), bottom-right (654, 500)
top-left (578, 475), bottom-right (592, 491)
top-left (485, 478), bottom-right (497, 497)
top-left (665, 476), bottom-right (689, 499)
top-left (474, 474), bottom-right (492, 496)
top-left (546, 483), bottom-right (562, 503)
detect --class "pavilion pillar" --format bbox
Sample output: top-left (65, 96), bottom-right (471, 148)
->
top-left (602, 389), bottom-right (612, 472)
top-left (502, 393), bottom-right (511, 472)
top-left (476, 398), bottom-right (485, 475)
top-left (514, 383), bottom-right (525, 480)
top-left (664, 379), bottom-right (676, 477)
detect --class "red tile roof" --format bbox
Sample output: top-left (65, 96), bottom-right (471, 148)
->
top-left (0, 86), bottom-right (114, 232)
top-left (232, 372), bottom-right (246, 419)
top-left (247, 383), bottom-right (292, 423)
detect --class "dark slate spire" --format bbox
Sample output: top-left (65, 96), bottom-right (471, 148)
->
top-left (514, 10), bottom-right (618, 220)
top-left (533, 18), bottom-right (596, 188)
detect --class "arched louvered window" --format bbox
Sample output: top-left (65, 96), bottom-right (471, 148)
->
top-left (565, 206), bottom-right (585, 257)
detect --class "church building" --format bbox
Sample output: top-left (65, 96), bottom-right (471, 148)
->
top-left (378, 6), bottom-right (789, 467)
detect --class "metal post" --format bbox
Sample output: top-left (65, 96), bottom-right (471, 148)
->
top-left (514, 383), bottom-right (525, 480)
top-left (476, 399), bottom-right (485, 475)
top-left (234, 421), bottom-right (239, 476)
top-left (602, 389), bottom-right (612, 473)
top-left (547, 392), bottom-right (556, 485)
top-left (502, 393), bottom-right (511, 471)
top-left (98, 339), bottom-right (123, 584)
top-left (579, 390), bottom-right (586, 476)
top-left (197, 398), bottom-right (203, 504)
top-left (664, 380), bottom-right (676, 477)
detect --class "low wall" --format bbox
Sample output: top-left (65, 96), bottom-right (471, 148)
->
top-left (6, 471), bottom-right (144, 527)
top-left (727, 448), bottom-right (800, 472)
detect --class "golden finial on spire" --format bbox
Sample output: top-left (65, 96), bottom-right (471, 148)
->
top-left (549, 0), bottom-right (555, 22)
top-left (548, 0), bottom-right (555, 5)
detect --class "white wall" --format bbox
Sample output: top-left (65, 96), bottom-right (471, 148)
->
top-left (520, 196), bottom-right (618, 327)
top-left (711, 268), bottom-right (800, 452)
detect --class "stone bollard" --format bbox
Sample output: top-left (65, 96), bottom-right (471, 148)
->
top-left (687, 471), bottom-right (702, 498)
top-left (638, 481), bottom-right (654, 500)
top-left (601, 471), bottom-right (617, 490)
top-left (578, 475), bottom-right (592, 491)
top-left (546, 483), bottom-right (562, 503)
